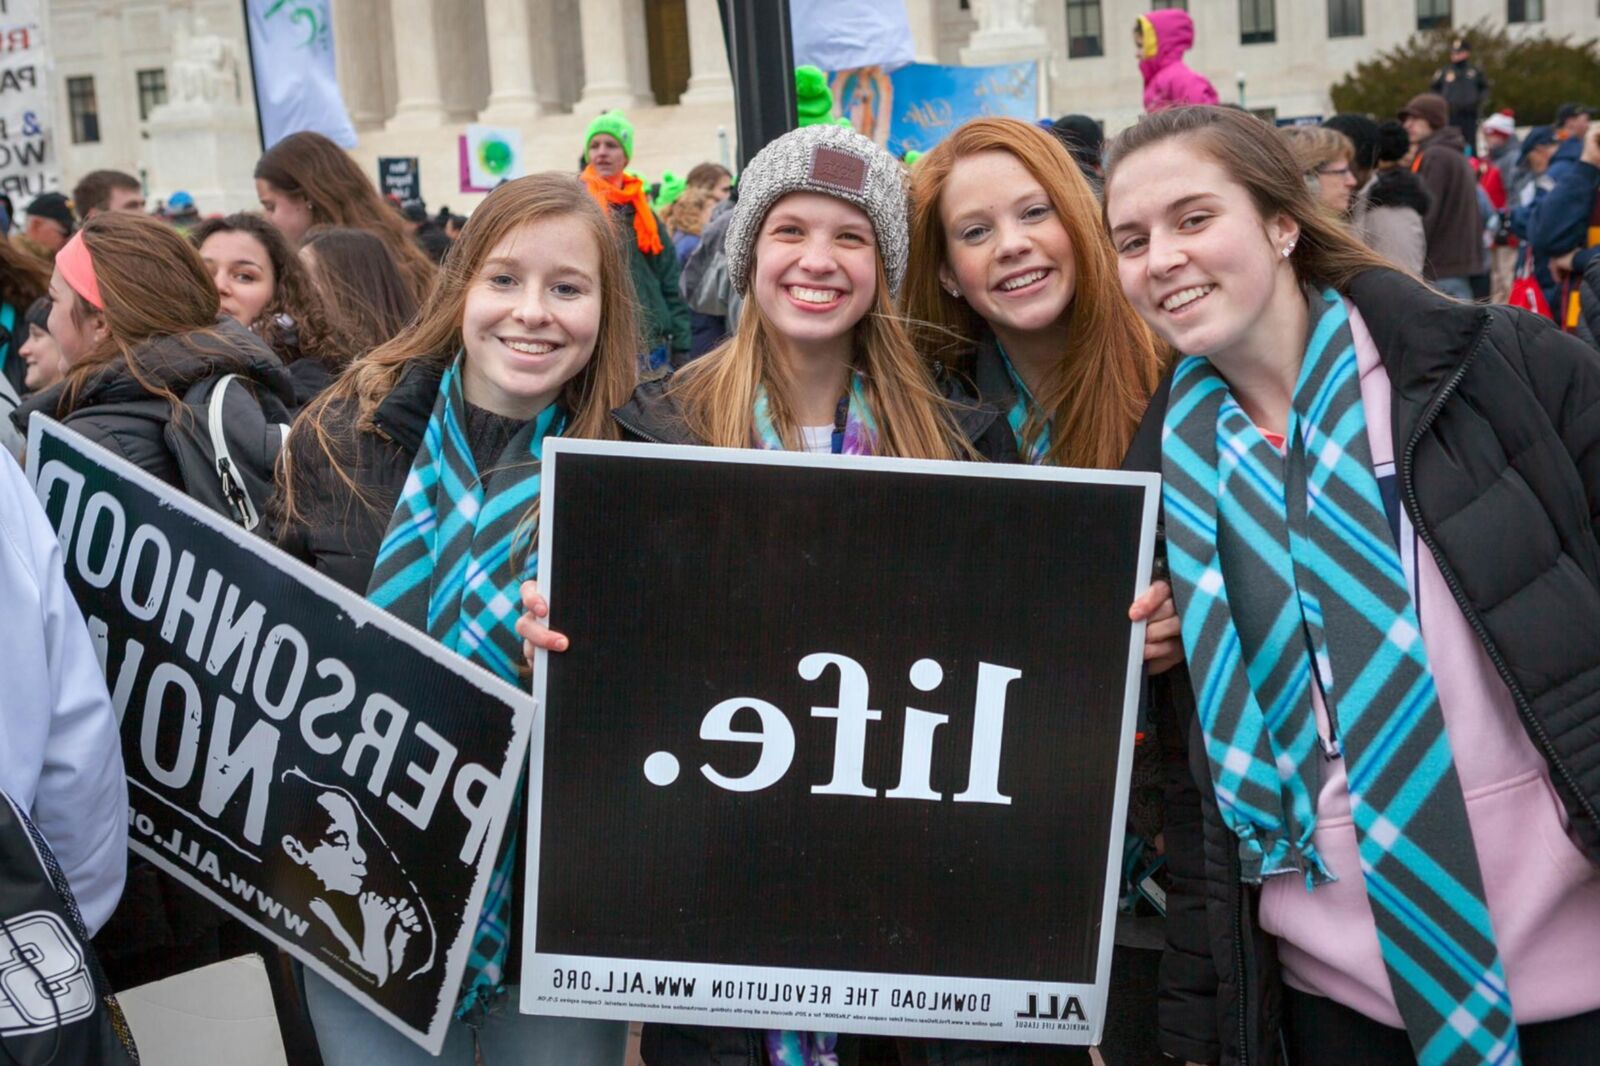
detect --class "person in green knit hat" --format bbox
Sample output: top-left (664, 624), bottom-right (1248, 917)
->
top-left (578, 109), bottom-right (690, 372)
top-left (655, 170), bottom-right (687, 211)
top-left (794, 65), bottom-right (835, 127)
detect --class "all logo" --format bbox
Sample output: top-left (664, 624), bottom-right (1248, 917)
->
top-left (1016, 992), bottom-right (1087, 1023)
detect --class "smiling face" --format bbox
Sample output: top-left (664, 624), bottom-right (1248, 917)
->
top-left (459, 214), bottom-right (603, 420)
top-left (586, 133), bottom-right (627, 181)
top-left (200, 230), bottom-right (277, 327)
top-left (937, 150), bottom-right (1077, 343)
top-left (1106, 139), bottom-right (1297, 363)
top-left (19, 323), bottom-right (62, 391)
top-left (749, 192), bottom-right (879, 364)
top-left (256, 179), bottom-right (314, 244)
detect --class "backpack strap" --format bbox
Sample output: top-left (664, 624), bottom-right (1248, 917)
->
top-left (209, 374), bottom-right (262, 531)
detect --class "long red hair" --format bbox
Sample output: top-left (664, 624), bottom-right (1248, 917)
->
top-left (905, 118), bottom-right (1164, 470)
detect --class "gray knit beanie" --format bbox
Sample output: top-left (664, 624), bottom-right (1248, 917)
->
top-left (725, 123), bottom-right (909, 298)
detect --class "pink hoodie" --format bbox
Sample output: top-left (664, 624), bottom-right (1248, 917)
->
top-left (1137, 9), bottom-right (1218, 113)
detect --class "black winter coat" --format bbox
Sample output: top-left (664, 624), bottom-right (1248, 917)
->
top-left (1127, 269), bottom-right (1600, 1065)
top-left (10, 318), bottom-right (293, 490)
top-left (270, 358), bottom-right (444, 592)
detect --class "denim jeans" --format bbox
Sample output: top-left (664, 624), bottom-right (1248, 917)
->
top-left (302, 968), bottom-right (628, 1066)
top-left (1433, 275), bottom-right (1475, 301)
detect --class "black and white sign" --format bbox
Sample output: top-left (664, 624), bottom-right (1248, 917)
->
top-left (520, 440), bottom-right (1158, 1045)
top-left (0, 0), bottom-right (62, 199)
top-left (26, 419), bottom-right (535, 1054)
top-left (378, 156), bottom-right (420, 203)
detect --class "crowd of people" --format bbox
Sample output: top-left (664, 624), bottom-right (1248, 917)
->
top-left (4, 11), bottom-right (1600, 1066)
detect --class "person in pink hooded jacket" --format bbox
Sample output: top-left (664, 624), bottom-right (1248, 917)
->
top-left (1135, 9), bottom-right (1218, 113)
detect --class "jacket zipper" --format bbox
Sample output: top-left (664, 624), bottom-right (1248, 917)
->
top-left (609, 409), bottom-right (668, 444)
top-left (1400, 308), bottom-right (1600, 837)
top-left (1235, 883), bottom-right (1248, 1066)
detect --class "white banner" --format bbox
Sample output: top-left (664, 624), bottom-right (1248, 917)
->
top-left (244, 0), bottom-right (356, 149)
top-left (0, 0), bottom-right (61, 199)
top-left (791, 0), bottom-right (915, 74)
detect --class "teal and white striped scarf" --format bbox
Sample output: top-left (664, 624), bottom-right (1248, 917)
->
top-left (752, 370), bottom-right (878, 454)
top-left (367, 354), bottom-right (566, 1022)
top-left (1162, 289), bottom-right (1517, 1065)
top-left (996, 341), bottom-right (1051, 465)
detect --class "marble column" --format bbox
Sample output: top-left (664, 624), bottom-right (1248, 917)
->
top-left (576, 0), bottom-right (652, 112)
top-left (678, 0), bottom-right (733, 104)
top-left (332, 0), bottom-right (387, 129)
top-left (385, 0), bottom-right (449, 128)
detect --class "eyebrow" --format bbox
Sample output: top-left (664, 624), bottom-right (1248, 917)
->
top-left (1109, 192), bottom-right (1220, 235)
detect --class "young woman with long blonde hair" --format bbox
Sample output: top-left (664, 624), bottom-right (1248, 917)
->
top-left (274, 172), bottom-right (638, 1065)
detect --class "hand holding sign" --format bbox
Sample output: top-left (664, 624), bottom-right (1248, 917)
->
top-left (1130, 580), bottom-right (1182, 674)
top-left (516, 580), bottom-right (569, 665)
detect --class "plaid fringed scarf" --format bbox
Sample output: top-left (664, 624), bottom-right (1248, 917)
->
top-left (366, 354), bottom-right (567, 1023)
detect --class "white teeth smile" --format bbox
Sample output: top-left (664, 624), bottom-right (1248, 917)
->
top-left (1162, 285), bottom-right (1215, 312)
top-left (787, 286), bottom-right (840, 304)
top-left (504, 339), bottom-right (555, 355)
top-left (999, 269), bottom-right (1047, 292)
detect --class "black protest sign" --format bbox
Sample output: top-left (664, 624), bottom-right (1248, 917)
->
top-left (521, 440), bottom-right (1158, 1045)
top-left (378, 156), bottom-right (420, 202)
top-left (25, 419), bottom-right (534, 1054)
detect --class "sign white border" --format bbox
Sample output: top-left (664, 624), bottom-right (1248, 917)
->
top-left (26, 417), bottom-right (537, 1055)
top-left (520, 438), bottom-right (1160, 1045)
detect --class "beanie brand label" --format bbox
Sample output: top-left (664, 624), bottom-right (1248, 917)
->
top-left (809, 147), bottom-right (868, 196)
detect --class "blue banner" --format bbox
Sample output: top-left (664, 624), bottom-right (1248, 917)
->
top-left (831, 61), bottom-right (1041, 159)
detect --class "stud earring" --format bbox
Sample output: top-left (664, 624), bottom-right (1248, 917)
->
top-left (948, 288), bottom-right (961, 298)
top-left (1282, 240), bottom-right (1297, 258)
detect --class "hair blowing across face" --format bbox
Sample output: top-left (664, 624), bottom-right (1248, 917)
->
top-left (904, 117), bottom-right (1164, 471)
top-left (1103, 106), bottom-right (1393, 292)
top-left (254, 131), bottom-right (437, 303)
top-left (280, 173), bottom-right (639, 522)
top-left (300, 226), bottom-right (419, 361)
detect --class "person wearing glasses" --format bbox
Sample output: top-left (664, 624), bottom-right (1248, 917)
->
top-left (1280, 125), bottom-right (1361, 218)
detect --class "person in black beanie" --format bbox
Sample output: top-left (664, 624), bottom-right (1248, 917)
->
top-left (1049, 114), bottom-right (1105, 195)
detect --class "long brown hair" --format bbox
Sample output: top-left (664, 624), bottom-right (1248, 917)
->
top-left (300, 226), bottom-right (419, 360)
top-left (254, 131), bottom-right (437, 303)
top-left (0, 238), bottom-right (49, 309)
top-left (670, 250), bottom-right (963, 459)
top-left (905, 118), bottom-right (1164, 470)
top-left (1104, 106), bottom-right (1394, 290)
top-left (191, 213), bottom-right (351, 371)
top-left (280, 173), bottom-right (639, 518)
top-left (56, 212), bottom-right (240, 414)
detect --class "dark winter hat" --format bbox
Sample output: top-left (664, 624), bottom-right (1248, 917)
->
top-left (1450, 37), bottom-right (1469, 52)
top-left (1050, 114), bottom-right (1104, 162)
top-left (1375, 120), bottom-right (1411, 165)
top-left (725, 123), bottom-right (908, 297)
top-left (23, 296), bottom-right (49, 331)
top-left (1555, 102), bottom-right (1592, 126)
top-left (1519, 125), bottom-right (1557, 163)
top-left (400, 198), bottom-right (428, 223)
top-left (25, 192), bottom-right (74, 233)
top-left (1397, 93), bottom-right (1448, 131)
top-left (1323, 114), bottom-right (1381, 171)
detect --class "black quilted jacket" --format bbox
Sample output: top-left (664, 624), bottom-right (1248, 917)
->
top-left (1124, 269), bottom-right (1600, 1065)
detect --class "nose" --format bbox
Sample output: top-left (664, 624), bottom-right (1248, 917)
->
top-left (1146, 231), bottom-right (1186, 279)
top-left (993, 218), bottom-right (1031, 261)
top-left (213, 268), bottom-right (231, 295)
top-left (796, 235), bottom-right (838, 276)
top-left (514, 286), bottom-right (553, 327)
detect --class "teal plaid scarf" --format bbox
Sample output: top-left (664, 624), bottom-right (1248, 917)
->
top-left (996, 341), bottom-right (1051, 465)
top-left (366, 354), bottom-right (566, 1022)
top-left (752, 370), bottom-right (878, 454)
top-left (1162, 290), bottom-right (1518, 1065)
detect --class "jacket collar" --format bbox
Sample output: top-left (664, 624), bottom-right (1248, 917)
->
top-left (1345, 268), bottom-right (1489, 411)
top-left (371, 358), bottom-right (448, 454)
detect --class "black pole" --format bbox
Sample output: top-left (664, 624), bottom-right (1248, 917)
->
top-left (238, 0), bottom-right (269, 151)
top-left (717, 0), bottom-right (795, 172)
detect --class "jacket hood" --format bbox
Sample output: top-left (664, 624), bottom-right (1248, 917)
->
top-left (14, 317), bottom-right (294, 429)
top-left (1366, 168), bottom-right (1433, 216)
top-left (1138, 9), bottom-right (1194, 83)
top-left (1422, 125), bottom-right (1467, 153)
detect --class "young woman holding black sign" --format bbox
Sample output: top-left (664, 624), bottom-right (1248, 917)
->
top-left (1102, 105), bottom-right (1600, 1065)
top-left (273, 172), bottom-right (638, 1065)
top-left (899, 113), bottom-right (1179, 1066)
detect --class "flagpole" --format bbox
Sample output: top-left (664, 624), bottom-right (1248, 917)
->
top-left (716, 0), bottom-right (795, 172)
top-left (238, 0), bottom-right (268, 151)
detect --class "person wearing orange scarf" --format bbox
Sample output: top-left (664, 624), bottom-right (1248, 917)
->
top-left (580, 111), bottom-right (689, 371)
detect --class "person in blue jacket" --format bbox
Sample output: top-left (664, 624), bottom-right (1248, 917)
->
top-left (1528, 124), bottom-right (1600, 320)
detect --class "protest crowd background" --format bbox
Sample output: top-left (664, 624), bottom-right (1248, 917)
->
top-left (4, 1), bottom-right (1600, 1065)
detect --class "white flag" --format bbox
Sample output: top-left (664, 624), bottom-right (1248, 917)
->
top-left (245, 0), bottom-right (357, 148)
top-left (790, 0), bottom-right (915, 73)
